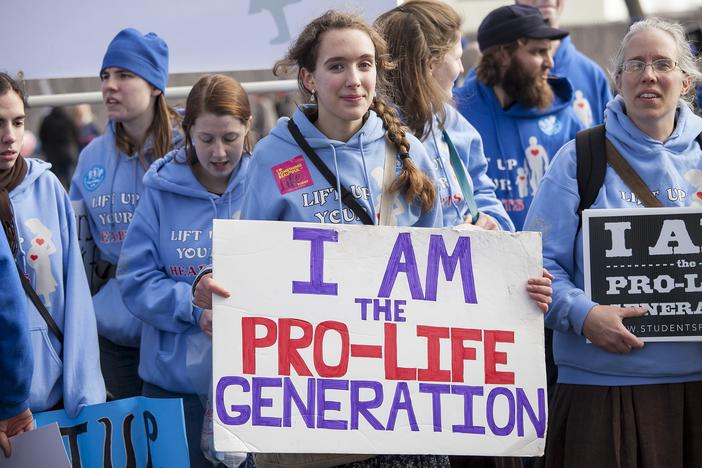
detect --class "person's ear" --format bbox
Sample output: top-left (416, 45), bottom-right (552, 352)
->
top-left (300, 68), bottom-right (316, 96)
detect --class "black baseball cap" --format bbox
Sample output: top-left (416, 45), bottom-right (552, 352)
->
top-left (477, 4), bottom-right (569, 52)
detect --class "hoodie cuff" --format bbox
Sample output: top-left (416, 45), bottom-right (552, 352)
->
top-left (193, 306), bottom-right (205, 326)
top-left (570, 293), bottom-right (598, 336)
top-left (191, 266), bottom-right (213, 305)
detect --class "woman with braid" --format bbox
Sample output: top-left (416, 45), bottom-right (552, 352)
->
top-left (237, 9), bottom-right (447, 468)
top-left (240, 10), bottom-right (440, 228)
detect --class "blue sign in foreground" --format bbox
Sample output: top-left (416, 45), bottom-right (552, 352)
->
top-left (35, 397), bottom-right (189, 468)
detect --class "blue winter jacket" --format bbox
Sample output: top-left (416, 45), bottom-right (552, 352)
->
top-left (0, 230), bottom-right (32, 420)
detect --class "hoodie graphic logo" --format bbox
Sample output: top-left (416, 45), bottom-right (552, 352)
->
top-left (272, 155), bottom-right (314, 194)
top-left (537, 116), bottom-right (562, 136)
top-left (83, 165), bottom-right (106, 192)
top-left (24, 218), bottom-right (58, 307)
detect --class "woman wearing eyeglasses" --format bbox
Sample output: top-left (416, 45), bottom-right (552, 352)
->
top-left (524, 18), bottom-right (702, 467)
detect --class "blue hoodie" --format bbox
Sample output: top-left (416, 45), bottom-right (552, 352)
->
top-left (424, 104), bottom-right (514, 230)
top-left (241, 108), bottom-right (442, 227)
top-left (524, 96), bottom-right (702, 386)
top-left (454, 76), bottom-right (583, 230)
top-left (117, 149), bottom-right (250, 393)
top-left (11, 159), bottom-right (105, 417)
top-left (69, 121), bottom-right (183, 347)
top-left (552, 36), bottom-right (613, 128)
top-left (0, 230), bottom-right (32, 420)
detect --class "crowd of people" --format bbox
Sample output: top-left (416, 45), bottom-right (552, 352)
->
top-left (2, 0), bottom-right (701, 467)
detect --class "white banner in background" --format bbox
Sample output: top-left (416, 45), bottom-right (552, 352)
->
top-left (8, 0), bottom-right (397, 79)
top-left (212, 220), bottom-right (547, 457)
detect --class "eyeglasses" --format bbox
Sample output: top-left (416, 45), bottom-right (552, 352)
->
top-left (621, 58), bottom-right (678, 74)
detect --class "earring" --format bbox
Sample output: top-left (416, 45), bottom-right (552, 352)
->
top-left (310, 90), bottom-right (316, 103)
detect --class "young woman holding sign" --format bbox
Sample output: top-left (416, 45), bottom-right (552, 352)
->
top-left (524, 18), bottom-right (702, 467)
top-left (0, 73), bottom-right (105, 418)
top-left (117, 74), bottom-right (252, 467)
top-left (69, 28), bottom-right (183, 400)
top-left (191, 9), bottom-right (552, 468)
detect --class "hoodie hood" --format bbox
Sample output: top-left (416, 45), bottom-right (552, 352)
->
top-left (144, 147), bottom-right (250, 201)
top-left (11, 158), bottom-right (51, 201)
top-left (269, 105), bottom-right (387, 149)
top-left (606, 95), bottom-right (702, 156)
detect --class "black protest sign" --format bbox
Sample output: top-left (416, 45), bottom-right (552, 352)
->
top-left (583, 207), bottom-right (702, 341)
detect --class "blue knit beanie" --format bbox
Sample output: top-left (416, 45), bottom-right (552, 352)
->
top-left (101, 28), bottom-right (169, 92)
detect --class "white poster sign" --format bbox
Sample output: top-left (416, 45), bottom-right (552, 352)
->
top-left (8, 0), bottom-right (397, 79)
top-left (212, 220), bottom-right (546, 456)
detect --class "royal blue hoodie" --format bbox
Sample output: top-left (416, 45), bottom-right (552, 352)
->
top-left (552, 36), bottom-right (613, 128)
top-left (117, 149), bottom-right (250, 394)
top-left (69, 121), bottom-right (183, 347)
top-left (0, 230), bottom-right (32, 420)
top-left (454, 76), bottom-right (583, 230)
top-left (424, 104), bottom-right (514, 230)
top-left (524, 96), bottom-right (702, 385)
top-left (11, 159), bottom-right (105, 417)
top-left (241, 108), bottom-right (442, 227)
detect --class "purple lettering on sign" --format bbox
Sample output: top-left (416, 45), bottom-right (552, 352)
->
top-left (252, 377), bottom-right (282, 427)
top-left (283, 377), bottom-right (315, 428)
top-left (486, 387), bottom-right (515, 436)
top-left (451, 385), bottom-right (485, 434)
top-left (425, 235), bottom-right (477, 304)
top-left (517, 387), bottom-right (546, 438)
top-left (386, 382), bottom-right (419, 432)
top-left (419, 383), bottom-right (450, 432)
top-left (373, 298), bottom-right (392, 321)
top-left (292, 227), bottom-right (338, 296)
top-left (216, 376), bottom-right (251, 425)
top-left (355, 298), bottom-right (372, 320)
top-left (350, 380), bottom-right (385, 430)
top-left (378, 233), bottom-right (425, 300)
top-left (317, 378), bottom-right (349, 430)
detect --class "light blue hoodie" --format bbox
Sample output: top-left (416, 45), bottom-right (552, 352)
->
top-left (69, 121), bottom-right (183, 347)
top-left (524, 96), bottom-right (702, 385)
top-left (454, 76), bottom-right (583, 230)
top-left (424, 104), bottom-right (514, 230)
top-left (241, 108), bottom-right (442, 227)
top-left (117, 149), bottom-right (250, 393)
top-left (12, 159), bottom-right (105, 417)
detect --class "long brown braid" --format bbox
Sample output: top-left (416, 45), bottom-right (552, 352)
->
top-left (372, 97), bottom-right (436, 213)
top-left (274, 10), bottom-right (436, 214)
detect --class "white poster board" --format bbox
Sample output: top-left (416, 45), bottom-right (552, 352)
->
top-left (8, 0), bottom-right (397, 79)
top-left (212, 220), bottom-right (547, 456)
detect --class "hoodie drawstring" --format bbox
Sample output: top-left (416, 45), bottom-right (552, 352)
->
top-left (329, 144), bottom-right (346, 224)
top-left (358, 131), bottom-right (377, 224)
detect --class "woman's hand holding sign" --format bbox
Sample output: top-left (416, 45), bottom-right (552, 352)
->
top-left (582, 305), bottom-right (647, 353)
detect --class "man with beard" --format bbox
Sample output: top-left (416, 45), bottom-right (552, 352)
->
top-left (454, 4), bottom-right (583, 230)
top-left (515, 0), bottom-right (612, 128)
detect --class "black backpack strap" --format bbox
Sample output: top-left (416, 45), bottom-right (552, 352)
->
top-left (576, 124), bottom-right (607, 217)
top-left (16, 261), bottom-right (64, 344)
top-left (287, 119), bottom-right (374, 225)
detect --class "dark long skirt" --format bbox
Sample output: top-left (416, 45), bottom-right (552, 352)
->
top-left (539, 382), bottom-right (702, 468)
